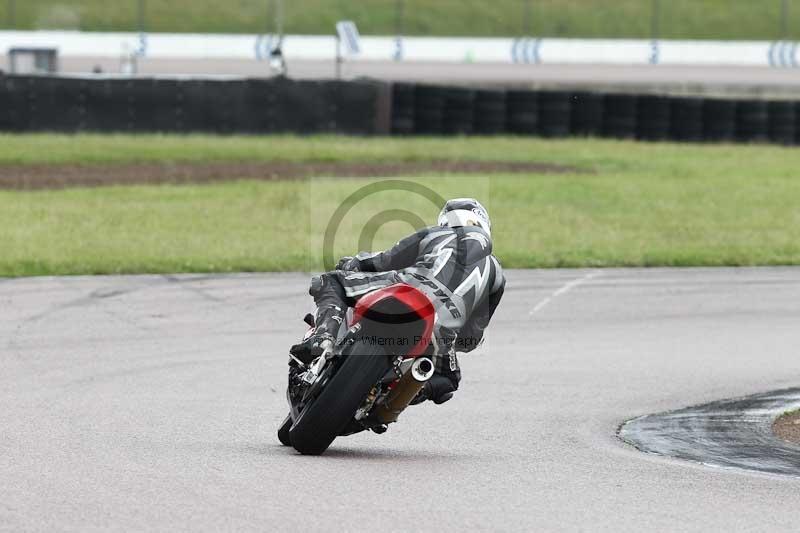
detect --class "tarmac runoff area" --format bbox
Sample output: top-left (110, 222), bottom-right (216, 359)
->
top-left (1, 267), bottom-right (800, 531)
top-left (42, 58), bottom-right (800, 98)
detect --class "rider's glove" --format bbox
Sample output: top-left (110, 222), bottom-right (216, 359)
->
top-left (335, 256), bottom-right (358, 271)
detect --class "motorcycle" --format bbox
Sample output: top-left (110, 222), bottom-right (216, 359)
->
top-left (278, 283), bottom-right (436, 455)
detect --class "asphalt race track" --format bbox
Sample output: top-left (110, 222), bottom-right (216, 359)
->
top-left (47, 58), bottom-right (800, 97)
top-left (2, 268), bottom-right (800, 531)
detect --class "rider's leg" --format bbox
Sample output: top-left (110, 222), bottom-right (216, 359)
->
top-left (290, 270), bottom-right (406, 365)
top-left (309, 273), bottom-right (348, 339)
top-left (291, 270), bottom-right (402, 360)
top-left (290, 273), bottom-right (348, 362)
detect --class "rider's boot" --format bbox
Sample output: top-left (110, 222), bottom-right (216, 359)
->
top-left (410, 367), bottom-right (461, 405)
top-left (410, 375), bottom-right (457, 405)
top-left (289, 304), bottom-right (345, 364)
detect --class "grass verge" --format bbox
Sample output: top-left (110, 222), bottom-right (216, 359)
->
top-left (1, 134), bottom-right (799, 276)
top-left (1, 1), bottom-right (798, 40)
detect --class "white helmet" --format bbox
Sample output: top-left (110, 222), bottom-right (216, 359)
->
top-left (437, 198), bottom-right (492, 236)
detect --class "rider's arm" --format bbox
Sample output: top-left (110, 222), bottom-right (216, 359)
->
top-left (454, 261), bottom-right (505, 353)
top-left (345, 229), bottom-right (426, 272)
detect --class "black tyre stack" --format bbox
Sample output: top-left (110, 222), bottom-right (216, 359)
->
top-left (506, 90), bottom-right (539, 135)
top-left (184, 79), bottom-right (247, 134)
top-left (391, 82), bottom-right (416, 135)
top-left (442, 88), bottom-right (475, 135)
top-left (132, 78), bottom-right (187, 133)
top-left (636, 95), bottom-right (671, 141)
top-left (182, 79), bottom-right (209, 132)
top-left (129, 78), bottom-right (157, 132)
top-left (5, 76), bottom-right (800, 145)
top-left (43, 77), bottom-right (88, 132)
top-left (570, 91), bottom-right (604, 137)
top-left (213, 79), bottom-right (247, 134)
top-left (25, 76), bottom-right (51, 131)
top-left (153, 79), bottom-right (184, 132)
top-left (602, 94), bottom-right (638, 139)
top-left (670, 97), bottom-right (704, 142)
top-left (0, 77), bottom-right (23, 131)
top-left (736, 100), bottom-right (769, 143)
top-left (242, 78), bottom-right (272, 133)
top-left (538, 91), bottom-right (571, 137)
top-left (473, 89), bottom-right (507, 135)
top-left (703, 99), bottom-right (737, 143)
top-left (0, 78), bottom-right (10, 131)
top-left (414, 85), bottom-right (447, 134)
top-left (767, 101), bottom-right (796, 145)
top-left (796, 101), bottom-right (800, 145)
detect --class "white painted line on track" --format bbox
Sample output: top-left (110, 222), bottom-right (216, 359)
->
top-left (529, 271), bottom-right (602, 316)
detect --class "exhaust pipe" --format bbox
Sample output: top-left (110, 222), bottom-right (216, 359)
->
top-left (374, 357), bottom-right (435, 424)
top-left (410, 357), bottom-right (435, 382)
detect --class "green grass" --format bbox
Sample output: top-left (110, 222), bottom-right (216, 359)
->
top-left (0, 0), bottom-right (798, 40)
top-left (0, 133), bottom-right (602, 166)
top-left (1, 134), bottom-right (800, 277)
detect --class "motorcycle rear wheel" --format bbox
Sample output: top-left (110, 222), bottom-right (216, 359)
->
top-left (289, 345), bottom-right (389, 455)
top-left (277, 414), bottom-right (292, 446)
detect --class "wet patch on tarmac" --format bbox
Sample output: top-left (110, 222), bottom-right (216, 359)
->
top-left (619, 388), bottom-right (800, 477)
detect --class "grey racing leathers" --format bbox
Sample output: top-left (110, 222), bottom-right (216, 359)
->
top-left (307, 224), bottom-right (506, 399)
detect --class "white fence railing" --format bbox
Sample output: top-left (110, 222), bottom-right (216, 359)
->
top-left (0, 30), bottom-right (798, 68)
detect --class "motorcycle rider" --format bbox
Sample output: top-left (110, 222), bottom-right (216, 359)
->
top-left (291, 198), bottom-right (505, 405)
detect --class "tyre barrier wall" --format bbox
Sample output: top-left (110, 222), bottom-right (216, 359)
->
top-left (394, 84), bottom-right (800, 145)
top-left (0, 75), bottom-right (385, 135)
top-left (2, 75), bottom-right (799, 145)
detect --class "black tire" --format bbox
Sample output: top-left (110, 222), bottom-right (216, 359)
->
top-left (669, 97), bottom-right (704, 142)
top-left (442, 121), bottom-right (474, 135)
top-left (507, 90), bottom-right (539, 134)
top-left (392, 83), bottom-right (416, 106)
top-left (289, 345), bottom-right (390, 455)
top-left (414, 85), bottom-right (446, 134)
top-left (277, 414), bottom-right (293, 446)
top-left (570, 91), bottom-right (604, 136)
top-left (538, 91), bottom-right (572, 138)
top-left (795, 101), bottom-right (800, 145)
top-left (474, 89), bottom-right (506, 134)
top-left (392, 82), bottom-right (416, 135)
top-left (392, 116), bottom-right (415, 135)
top-left (703, 99), bottom-right (736, 142)
top-left (602, 94), bottom-right (638, 139)
top-left (735, 100), bottom-right (769, 143)
top-left (443, 89), bottom-right (475, 135)
top-left (636, 94), bottom-right (670, 141)
top-left (767, 101), bottom-right (796, 145)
